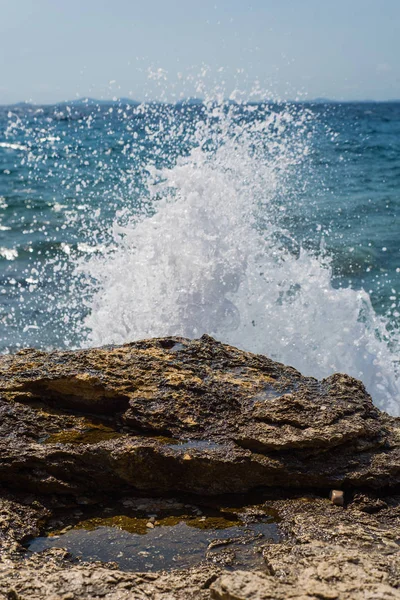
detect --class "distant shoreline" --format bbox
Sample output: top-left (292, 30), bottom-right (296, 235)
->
top-left (1, 97), bottom-right (400, 108)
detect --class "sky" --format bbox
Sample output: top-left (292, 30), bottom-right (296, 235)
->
top-left (0, 0), bottom-right (400, 104)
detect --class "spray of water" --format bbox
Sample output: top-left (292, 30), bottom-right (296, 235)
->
top-left (73, 99), bottom-right (400, 415)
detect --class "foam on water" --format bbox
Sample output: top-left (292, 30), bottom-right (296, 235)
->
top-left (75, 100), bottom-right (400, 415)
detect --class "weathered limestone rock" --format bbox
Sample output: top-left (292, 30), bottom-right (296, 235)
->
top-left (0, 491), bottom-right (399, 599)
top-left (210, 495), bottom-right (400, 599)
top-left (0, 335), bottom-right (399, 497)
top-left (0, 336), bottom-right (399, 599)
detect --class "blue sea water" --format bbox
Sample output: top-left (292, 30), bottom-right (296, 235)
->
top-left (0, 99), bottom-right (399, 413)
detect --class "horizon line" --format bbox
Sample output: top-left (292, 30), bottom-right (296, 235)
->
top-left (1, 96), bottom-right (400, 108)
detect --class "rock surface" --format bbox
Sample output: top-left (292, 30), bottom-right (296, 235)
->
top-left (0, 335), bottom-right (399, 496)
top-left (0, 336), bottom-right (399, 599)
top-left (0, 491), bottom-right (399, 599)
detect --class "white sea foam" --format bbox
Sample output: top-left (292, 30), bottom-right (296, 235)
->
top-left (0, 247), bottom-right (18, 260)
top-left (0, 142), bottom-right (28, 151)
top-left (75, 100), bottom-right (400, 415)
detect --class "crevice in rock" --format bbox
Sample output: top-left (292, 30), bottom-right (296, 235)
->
top-left (19, 378), bottom-right (131, 414)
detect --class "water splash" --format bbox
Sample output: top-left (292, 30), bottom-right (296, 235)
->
top-left (74, 100), bottom-right (400, 415)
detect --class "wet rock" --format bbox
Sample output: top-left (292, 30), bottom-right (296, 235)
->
top-left (0, 336), bottom-right (399, 598)
top-left (350, 492), bottom-right (388, 514)
top-left (209, 494), bottom-right (400, 599)
top-left (0, 335), bottom-right (399, 497)
top-left (0, 492), bottom-right (399, 599)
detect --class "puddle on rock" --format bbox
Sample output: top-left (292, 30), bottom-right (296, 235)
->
top-left (171, 439), bottom-right (225, 451)
top-left (27, 508), bottom-right (279, 572)
top-left (250, 384), bottom-right (294, 403)
top-left (153, 437), bottom-right (226, 451)
top-left (168, 342), bottom-right (187, 353)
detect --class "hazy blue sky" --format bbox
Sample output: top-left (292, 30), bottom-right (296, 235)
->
top-left (1, 0), bottom-right (399, 103)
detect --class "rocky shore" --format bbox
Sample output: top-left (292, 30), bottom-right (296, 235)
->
top-left (0, 335), bottom-right (399, 599)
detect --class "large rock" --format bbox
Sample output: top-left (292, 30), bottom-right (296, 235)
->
top-left (0, 336), bottom-right (399, 599)
top-left (0, 335), bottom-right (399, 496)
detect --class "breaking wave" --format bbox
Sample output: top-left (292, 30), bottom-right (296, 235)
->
top-left (73, 100), bottom-right (400, 415)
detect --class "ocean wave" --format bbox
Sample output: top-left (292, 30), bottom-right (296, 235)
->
top-left (0, 142), bottom-right (28, 151)
top-left (0, 247), bottom-right (18, 260)
top-left (71, 101), bottom-right (400, 416)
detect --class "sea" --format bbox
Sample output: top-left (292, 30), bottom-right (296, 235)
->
top-left (0, 98), bottom-right (399, 415)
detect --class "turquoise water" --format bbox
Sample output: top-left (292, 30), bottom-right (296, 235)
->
top-left (0, 100), bottom-right (399, 413)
